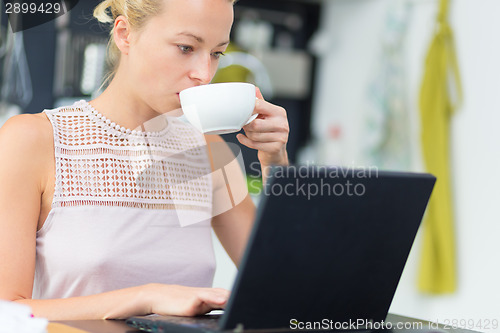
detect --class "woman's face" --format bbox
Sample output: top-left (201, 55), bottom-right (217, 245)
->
top-left (121, 0), bottom-right (234, 114)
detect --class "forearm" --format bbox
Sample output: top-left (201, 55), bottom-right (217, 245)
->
top-left (212, 195), bottom-right (256, 266)
top-left (259, 149), bottom-right (289, 185)
top-left (14, 284), bottom-right (150, 320)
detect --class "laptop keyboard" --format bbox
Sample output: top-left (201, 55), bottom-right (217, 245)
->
top-left (157, 314), bottom-right (221, 329)
top-left (127, 314), bottom-right (222, 332)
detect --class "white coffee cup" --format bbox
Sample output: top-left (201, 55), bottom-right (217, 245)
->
top-left (179, 82), bottom-right (258, 135)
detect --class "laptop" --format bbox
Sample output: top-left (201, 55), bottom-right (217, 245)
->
top-left (127, 166), bottom-right (436, 332)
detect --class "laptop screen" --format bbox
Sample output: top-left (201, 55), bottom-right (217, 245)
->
top-left (220, 166), bottom-right (435, 330)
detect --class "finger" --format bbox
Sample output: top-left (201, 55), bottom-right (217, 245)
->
top-left (188, 301), bottom-right (223, 316)
top-left (236, 133), bottom-right (253, 150)
top-left (183, 290), bottom-right (228, 316)
top-left (242, 131), bottom-right (286, 143)
top-left (256, 86), bottom-right (265, 100)
top-left (199, 288), bottom-right (230, 306)
top-left (254, 99), bottom-right (287, 118)
top-left (237, 134), bottom-right (284, 153)
top-left (243, 117), bottom-right (289, 134)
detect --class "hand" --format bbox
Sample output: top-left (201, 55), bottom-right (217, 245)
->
top-left (237, 88), bottom-right (289, 167)
top-left (146, 284), bottom-right (230, 316)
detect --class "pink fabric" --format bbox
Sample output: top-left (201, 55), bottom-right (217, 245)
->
top-left (33, 102), bottom-right (216, 299)
top-left (34, 207), bottom-right (215, 299)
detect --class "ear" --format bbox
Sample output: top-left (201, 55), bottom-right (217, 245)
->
top-left (113, 15), bottom-right (131, 55)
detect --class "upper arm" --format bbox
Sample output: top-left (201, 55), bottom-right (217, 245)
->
top-left (204, 134), bottom-right (256, 266)
top-left (0, 114), bottom-right (52, 300)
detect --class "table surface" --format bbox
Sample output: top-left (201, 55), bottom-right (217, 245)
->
top-left (51, 314), bottom-right (483, 333)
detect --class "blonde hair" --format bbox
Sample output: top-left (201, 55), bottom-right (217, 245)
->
top-left (93, 0), bottom-right (237, 85)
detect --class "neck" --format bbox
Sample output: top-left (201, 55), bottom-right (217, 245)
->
top-left (90, 71), bottom-right (168, 132)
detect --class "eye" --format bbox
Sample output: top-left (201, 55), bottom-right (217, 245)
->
top-left (178, 45), bottom-right (194, 54)
top-left (211, 51), bottom-right (226, 60)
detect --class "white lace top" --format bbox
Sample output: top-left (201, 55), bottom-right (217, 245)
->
top-left (33, 100), bottom-right (216, 299)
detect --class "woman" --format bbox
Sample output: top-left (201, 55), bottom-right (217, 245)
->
top-left (0, 0), bottom-right (289, 320)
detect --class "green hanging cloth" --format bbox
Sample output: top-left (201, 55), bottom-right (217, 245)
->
top-left (418, 0), bottom-right (463, 294)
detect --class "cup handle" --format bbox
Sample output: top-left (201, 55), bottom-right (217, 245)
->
top-left (244, 114), bottom-right (259, 126)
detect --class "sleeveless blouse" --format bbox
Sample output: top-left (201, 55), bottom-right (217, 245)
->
top-left (33, 100), bottom-right (216, 299)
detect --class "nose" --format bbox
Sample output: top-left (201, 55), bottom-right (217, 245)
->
top-left (189, 54), bottom-right (213, 85)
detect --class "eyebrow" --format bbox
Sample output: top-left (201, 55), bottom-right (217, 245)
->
top-left (177, 32), bottom-right (230, 47)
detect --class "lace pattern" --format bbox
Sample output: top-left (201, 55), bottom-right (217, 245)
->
top-left (44, 101), bottom-right (212, 212)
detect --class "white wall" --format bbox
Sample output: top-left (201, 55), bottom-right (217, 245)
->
top-left (212, 231), bottom-right (237, 289)
top-left (308, 0), bottom-right (500, 330)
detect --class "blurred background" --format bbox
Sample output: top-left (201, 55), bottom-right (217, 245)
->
top-left (0, 0), bottom-right (499, 330)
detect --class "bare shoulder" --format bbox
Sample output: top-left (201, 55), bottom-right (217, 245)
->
top-left (0, 113), bottom-right (53, 153)
top-left (0, 113), bottom-right (54, 178)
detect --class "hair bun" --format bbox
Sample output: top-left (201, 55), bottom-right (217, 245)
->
top-left (93, 0), bottom-right (115, 24)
